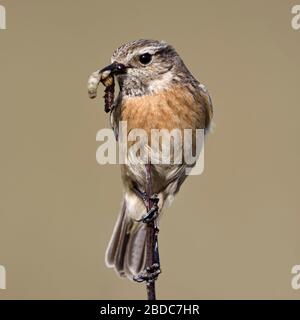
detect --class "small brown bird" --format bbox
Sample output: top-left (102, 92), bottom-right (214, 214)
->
top-left (89, 39), bottom-right (213, 281)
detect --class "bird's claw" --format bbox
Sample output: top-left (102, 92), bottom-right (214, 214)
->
top-left (139, 191), bottom-right (159, 205)
top-left (133, 191), bottom-right (159, 223)
top-left (133, 263), bottom-right (161, 283)
top-left (136, 201), bottom-right (159, 223)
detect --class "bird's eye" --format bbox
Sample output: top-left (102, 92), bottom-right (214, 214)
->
top-left (139, 53), bottom-right (152, 65)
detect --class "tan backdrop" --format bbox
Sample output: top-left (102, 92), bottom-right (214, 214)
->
top-left (0, 0), bottom-right (299, 299)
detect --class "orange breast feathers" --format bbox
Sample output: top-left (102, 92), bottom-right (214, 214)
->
top-left (117, 84), bottom-right (211, 135)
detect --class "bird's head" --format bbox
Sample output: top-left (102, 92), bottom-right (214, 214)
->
top-left (100, 39), bottom-right (189, 96)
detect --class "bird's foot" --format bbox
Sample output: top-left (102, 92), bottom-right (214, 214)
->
top-left (132, 187), bottom-right (159, 223)
top-left (133, 187), bottom-right (159, 206)
top-left (135, 194), bottom-right (159, 223)
top-left (133, 263), bottom-right (161, 283)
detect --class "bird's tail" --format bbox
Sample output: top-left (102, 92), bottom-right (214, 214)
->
top-left (105, 198), bottom-right (147, 279)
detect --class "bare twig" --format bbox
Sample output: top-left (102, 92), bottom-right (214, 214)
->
top-left (145, 163), bottom-right (157, 300)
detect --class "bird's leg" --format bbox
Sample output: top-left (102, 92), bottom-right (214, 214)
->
top-left (152, 223), bottom-right (161, 276)
top-left (132, 185), bottom-right (147, 203)
top-left (132, 184), bottom-right (161, 269)
top-left (133, 186), bottom-right (159, 223)
top-left (133, 224), bottom-right (161, 284)
top-left (154, 225), bottom-right (160, 266)
top-left (132, 167), bottom-right (161, 296)
top-left (136, 195), bottom-right (159, 223)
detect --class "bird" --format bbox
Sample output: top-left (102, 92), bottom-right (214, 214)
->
top-left (90, 39), bottom-right (213, 281)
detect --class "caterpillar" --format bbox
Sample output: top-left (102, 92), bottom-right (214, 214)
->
top-left (88, 69), bottom-right (115, 113)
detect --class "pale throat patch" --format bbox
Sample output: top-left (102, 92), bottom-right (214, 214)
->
top-left (147, 71), bottom-right (173, 94)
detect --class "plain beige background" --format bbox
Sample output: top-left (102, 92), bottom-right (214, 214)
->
top-left (0, 0), bottom-right (299, 299)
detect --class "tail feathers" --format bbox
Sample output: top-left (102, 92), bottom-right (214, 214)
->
top-left (105, 200), bottom-right (147, 279)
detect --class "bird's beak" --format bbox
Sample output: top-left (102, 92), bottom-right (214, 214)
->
top-left (87, 62), bottom-right (127, 99)
top-left (100, 62), bottom-right (127, 76)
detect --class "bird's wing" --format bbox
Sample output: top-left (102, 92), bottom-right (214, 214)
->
top-left (198, 82), bottom-right (214, 134)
